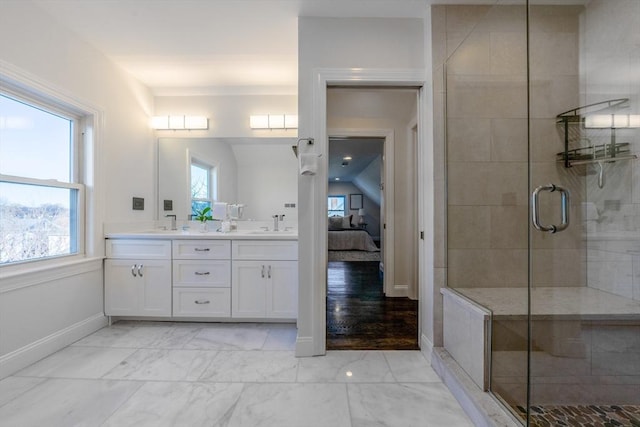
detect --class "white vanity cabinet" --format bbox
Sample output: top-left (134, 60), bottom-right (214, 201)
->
top-left (105, 239), bottom-right (172, 317)
top-left (231, 241), bottom-right (298, 319)
top-left (172, 240), bottom-right (231, 318)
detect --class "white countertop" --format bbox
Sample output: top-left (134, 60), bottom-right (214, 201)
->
top-left (105, 229), bottom-right (298, 240)
top-left (449, 287), bottom-right (640, 320)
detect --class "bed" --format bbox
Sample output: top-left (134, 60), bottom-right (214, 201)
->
top-left (328, 228), bottom-right (380, 252)
top-left (327, 215), bottom-right (379, 252)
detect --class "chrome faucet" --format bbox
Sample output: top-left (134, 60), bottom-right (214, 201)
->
top-left (166, 214), bottom-right (177, 230)
top-left (272, 214), bottom-right (285, 231)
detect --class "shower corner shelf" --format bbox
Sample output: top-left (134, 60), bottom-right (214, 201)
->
top-left (555, 98), bottom-right (637, 169)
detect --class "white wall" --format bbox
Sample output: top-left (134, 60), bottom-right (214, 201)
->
top-left (0, 1), bottom-right (154, 377)
top-left (297, 16), bottom-right (425, 356)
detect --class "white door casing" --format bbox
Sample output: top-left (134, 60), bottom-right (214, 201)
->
top-left (295, 68), bottom-right (427, 357)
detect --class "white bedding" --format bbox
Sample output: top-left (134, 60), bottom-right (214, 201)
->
top-left (328, 229), bottom-right (380, 252)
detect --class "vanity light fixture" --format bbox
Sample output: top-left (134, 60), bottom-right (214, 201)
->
top-left (584, 114), bottom-right (640, 128)
top-left (250, 114), bottom-right (298, 130)
top-left (151, 115), bottom-right (209, 130)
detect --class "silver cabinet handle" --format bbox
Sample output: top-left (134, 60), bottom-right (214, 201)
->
top-left (268, 265), bottom-right (272, 279)
top-left (194, 248), bottom-right (210, 252)
top-left (532, 184), bottom-right (570, 233)
top-left (261, 265), bottom-right (265, 278)
top-left (137, 264), bottom-right (144, 277)
top-left (195, 300), bottom-right (210, 305)
top-left (194, 271), bottom-right (210, 276)
top-left (131, 265), bottom-right (137, 277)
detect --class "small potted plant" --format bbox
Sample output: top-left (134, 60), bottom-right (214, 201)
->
top-left (193, 206), bottom-right (212, 232)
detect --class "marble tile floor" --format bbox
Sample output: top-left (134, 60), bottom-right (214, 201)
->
top-left (0, 321), bottom-right (473, 427)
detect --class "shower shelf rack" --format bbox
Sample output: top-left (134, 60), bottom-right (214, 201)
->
top-left (555, 98), bottom-right (637, 169)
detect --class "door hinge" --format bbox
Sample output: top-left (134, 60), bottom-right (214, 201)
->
top-left (383, 223), bottom-right (386, 229)
top-left (420, 231), bottom-right (424, 240)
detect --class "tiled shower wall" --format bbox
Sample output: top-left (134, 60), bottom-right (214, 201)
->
top-left (581, 0), bottom-right (640, 302)
top-left (434, 4), bottom-right (586, 292)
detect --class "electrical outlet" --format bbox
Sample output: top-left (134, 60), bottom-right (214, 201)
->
top-left (132, 197), bottom-right (144, 210)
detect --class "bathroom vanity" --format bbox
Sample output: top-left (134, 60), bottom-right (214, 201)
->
top-left (104, 230), bottom-right (298, 322)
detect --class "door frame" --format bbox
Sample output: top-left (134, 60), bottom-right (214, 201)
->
top-left (298, 68), bottom-right (426, 356)
top-left (327, 128), bottom-right (395, 296)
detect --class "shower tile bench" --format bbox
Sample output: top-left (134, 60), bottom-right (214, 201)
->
top-left (441, 287), bottom-right (640, 405)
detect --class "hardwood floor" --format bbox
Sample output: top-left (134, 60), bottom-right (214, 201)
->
top-left (326, 261), bottom-right (419, 350)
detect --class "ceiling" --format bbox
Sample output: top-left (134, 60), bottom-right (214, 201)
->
top-left (30, 0), bottom-right (589, 96)
top-left (31, 0), bottom-right (434, 96)
top-left (328, 137), bottom-right (383, 182)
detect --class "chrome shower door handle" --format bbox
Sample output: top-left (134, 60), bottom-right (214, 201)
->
top-left (531, 184), bottom-right (570, 233)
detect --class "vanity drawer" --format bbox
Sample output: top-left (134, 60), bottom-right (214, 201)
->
top-left (172, 288), bottom-right (230, 317)
top-left (172, 240), bottom-right (231, 260)
top-left (106, 239), bottom-right (171, 259)
top-left (172, 260), bottom-right (231, 288)
top-left (232, 240), bottom-right (298, 261)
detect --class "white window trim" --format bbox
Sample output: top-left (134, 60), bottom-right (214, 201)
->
top-left (0, 59), bottom-right (104, 276)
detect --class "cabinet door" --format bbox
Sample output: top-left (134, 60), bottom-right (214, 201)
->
top-left (232, 260), bottom-right (267, 318)
top-left (266, 261), bottom-right (298, 319)
top-left (105, 259), bottom-right (171, 317)
top-left (105, 260), bottom-right (139, 316)
top-left (138, 261), bottom-right (172, 316)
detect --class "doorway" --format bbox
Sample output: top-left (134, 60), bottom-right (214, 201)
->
top-left (325, 87), bottom-right (420, 350)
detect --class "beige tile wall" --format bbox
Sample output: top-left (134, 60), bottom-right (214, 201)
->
top-left (437, 5), bottom-right (585, 290)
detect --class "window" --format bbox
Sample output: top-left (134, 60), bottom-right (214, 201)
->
top-left (328, 195), bottom-right (346, 217)
top-left (0, 92), bottom-right (84, 265)
top-left (190, 159), bottom-right (216, 215)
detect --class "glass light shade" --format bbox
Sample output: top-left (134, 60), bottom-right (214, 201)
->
top-left (584, 114), bottom-right (612, 128)
top-left (358, 208), bottom-right (365, 216)
top-left (250, 115), bottom-right (269, 129)
top-left (584, 113), bottom-right (640, 129)
top-left (169, 115), bottom-right (185, 129)
top-left (184, 116), bottom-right (208, 129)
top-left (268, 114), bottom-right (285, 129)
top-left (285, 115), bottom-right (298, 129)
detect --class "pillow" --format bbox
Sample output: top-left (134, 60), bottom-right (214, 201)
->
top-left (328, 216), bottom-right (344, 229)
top-left (328, 215), bottom-right (353, 229)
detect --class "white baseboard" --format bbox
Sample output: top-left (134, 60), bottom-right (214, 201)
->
top-left (0, 313), bottom-right (107, 379)
top-left (295, 336), bottom-right (317, 357)
top-left (420, 333), bottom-right (433, 363)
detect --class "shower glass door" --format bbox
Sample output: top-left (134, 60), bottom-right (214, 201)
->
top-left (444, 0), bottom-right (640, 425)
top-left (528, 1), bottom-right (640, 425)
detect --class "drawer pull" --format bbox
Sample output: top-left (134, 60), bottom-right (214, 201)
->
top-left (131, 265), bottom-right (137, 277)
top-left (268, 265), bottom-right (272, 279)
top-left (195, 300), bottom-right (210, 305)
top-left (137, 264), bottom-right (144, 277)
top-left (261, 265), bottom-right (265, 278)
top-left (194, 271), bottom-right (210, 276)
top-left (194, 248), bottom-right (210, 252)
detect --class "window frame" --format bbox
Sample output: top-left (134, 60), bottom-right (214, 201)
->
top-left (189, 156), bottom-right (217, 216)
top-left (327, 195), bottom-right (346, 217)
top-left (0, 89), bottom-right (86, 267)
